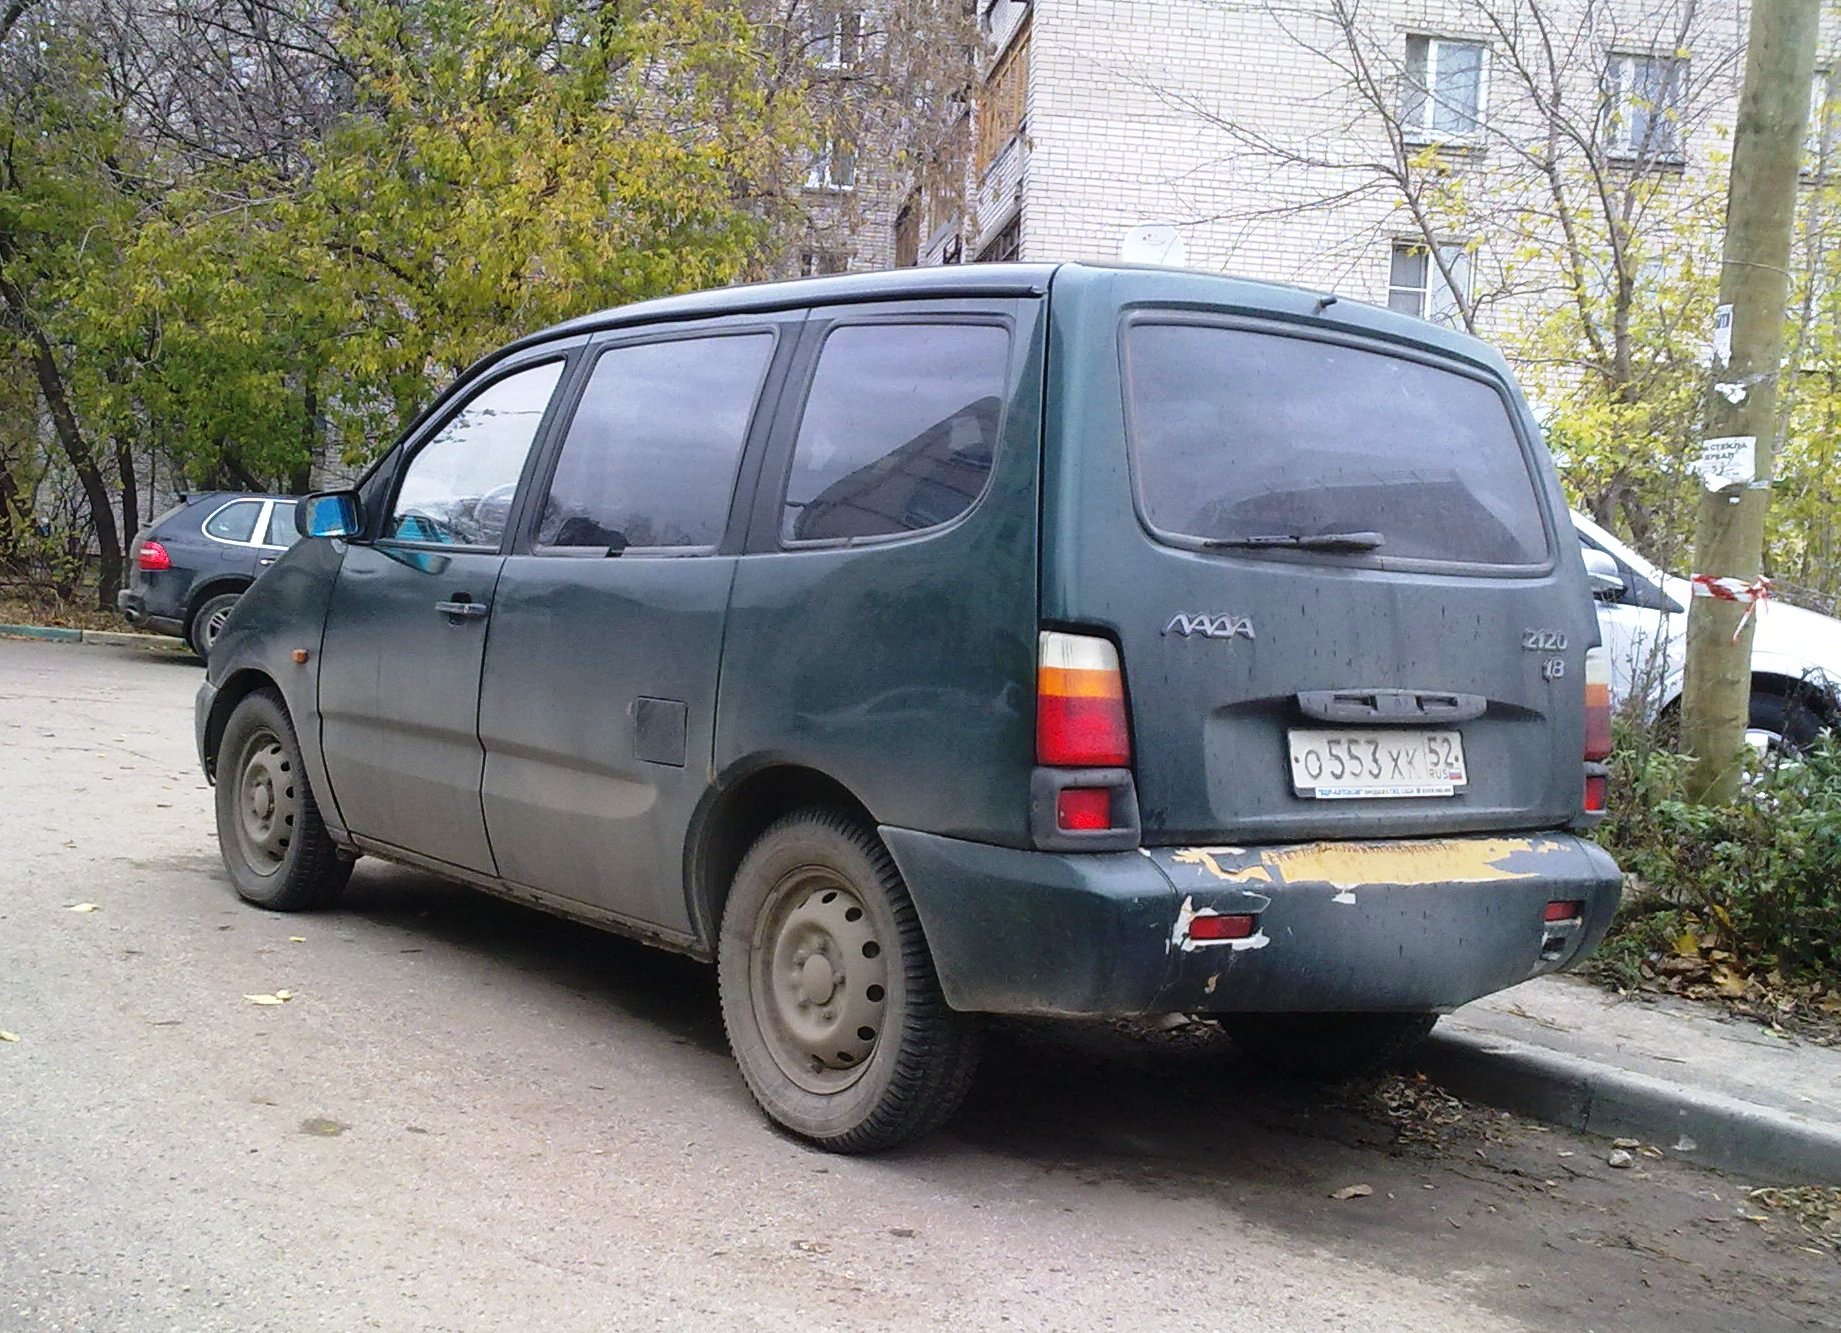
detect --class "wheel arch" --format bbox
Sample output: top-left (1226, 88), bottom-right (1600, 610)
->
top-left (202, 667), bottom-right (281, 782)
top-left (684, 760), bottom-right (880, 958)
top-left (184, 577), bottom-right (255, 634)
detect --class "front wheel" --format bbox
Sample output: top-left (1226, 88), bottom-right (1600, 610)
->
top-left (718, 810), bottom-right (979, 1152)
top-left (1221, 1011), bottom-right (1438, 1080)
top-left (214, 688), bottom-right (352, 911)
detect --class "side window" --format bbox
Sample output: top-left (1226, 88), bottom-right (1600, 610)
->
top-left (390, 359), bottom-right (565, 547)
top-left (264, 503), bottom-right (300, 549)
top-left (204, 500), bottom-right (261, 543)
top-left (538, 333), bottom-right (774, 550)
top-left (782, 322), bottom-right (1010, 543)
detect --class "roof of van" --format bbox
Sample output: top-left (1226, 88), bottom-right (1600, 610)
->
top-left (498, 261), bottom-right (1512, 385)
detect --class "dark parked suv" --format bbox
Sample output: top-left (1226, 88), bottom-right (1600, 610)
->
top-left (120, 493), bottom-right (299, 655)
top-left (196, 264), bottom-right (1621, 1151)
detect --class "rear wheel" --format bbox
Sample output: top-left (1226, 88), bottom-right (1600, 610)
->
top-left (718, 809), bottom-right (979, 1152)
top-left (188, 591), bottom-right (242, 658)
top-left (1222, 1011), bottom-right (1438, 1080)
top-left (1746, 687), bottom-right (1828, 759)
top-left (214, 688), bottom-right (351, 911)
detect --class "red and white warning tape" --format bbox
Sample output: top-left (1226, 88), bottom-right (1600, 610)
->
top-left (1690, 573), bottom-right (1772, 642)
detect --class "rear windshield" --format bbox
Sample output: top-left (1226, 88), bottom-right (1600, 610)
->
top-left (1123, 322), bottom-right (1549, 567)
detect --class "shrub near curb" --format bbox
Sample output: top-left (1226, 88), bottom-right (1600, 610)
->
top-left (1591, 726), bottom-right (1841, 1005)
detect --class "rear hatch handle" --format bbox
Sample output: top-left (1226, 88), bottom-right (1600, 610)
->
top-left (1296, 689), bottom-right (1487, 724)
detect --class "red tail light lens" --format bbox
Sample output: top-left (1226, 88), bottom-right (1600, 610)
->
top-left (1583, 646), bottom-right (1612, 761)
top-left (1056, 787), bottom-right (1112, 831)
top-left (1544, 899), bottom-right (1584, 923)
top-left (1037, 632), bottom-right (1130, 767)
top-left (136, 539), bottom-right (171, 572)
top-left (1583, 773), bottom-right (1608, 813)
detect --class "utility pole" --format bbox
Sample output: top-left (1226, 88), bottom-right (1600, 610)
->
top-left (1681, 0), bottom-right (1821, 804)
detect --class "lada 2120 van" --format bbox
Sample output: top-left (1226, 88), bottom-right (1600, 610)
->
top-left (197, 264), bottom-right (1621, 1151)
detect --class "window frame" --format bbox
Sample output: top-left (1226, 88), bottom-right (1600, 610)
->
top-left (763, 310), bottom-right (1018, 554)
top-left (1602, 51), bottom-right (1688, 161)
top-left (520, 323), bottom-right (785, 560)
top-left (1386, 240), bottom-right (1473, 328)
top-left (1400, 34), bottom-right (1489, 143)
top-left (1116, 310), bottom-right (1559, 578)
top-left (377, 348), bottom-right (578, 555)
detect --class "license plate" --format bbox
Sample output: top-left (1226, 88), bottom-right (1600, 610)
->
top-left (1288, 728), bottom-right (1467, 799)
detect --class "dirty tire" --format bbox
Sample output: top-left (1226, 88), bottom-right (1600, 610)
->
top-left (718, 809), bottom-right (979, 1152)
top-left (214, 688), bottom-right (351, 912)
top-left (188, 592), bottom-right (242, 658)
top-left (1222, 1012), bottom-right (1439, 1081)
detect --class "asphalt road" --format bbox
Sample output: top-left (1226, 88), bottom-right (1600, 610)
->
top-left (2, 637), bottom-right (1836, 1331)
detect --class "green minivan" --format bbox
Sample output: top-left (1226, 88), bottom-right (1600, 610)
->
top-left (197, 263), bottom-right (1621, 1151)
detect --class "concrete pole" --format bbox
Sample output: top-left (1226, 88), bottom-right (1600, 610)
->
top-left (1681, 0), bottom-right (1821, 804)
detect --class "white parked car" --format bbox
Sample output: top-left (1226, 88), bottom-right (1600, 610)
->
top-left (1574, 511), bottom-right (1841, 751)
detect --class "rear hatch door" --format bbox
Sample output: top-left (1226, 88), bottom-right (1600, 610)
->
top-left (1041, 269), bottom-right (1595, 846)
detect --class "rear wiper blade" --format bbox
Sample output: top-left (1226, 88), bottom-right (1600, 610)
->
top-left (1201, 530), bottom-right (1385, 552)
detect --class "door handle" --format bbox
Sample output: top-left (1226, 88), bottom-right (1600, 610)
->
top-left (435, 599), bottom-right (488, 620)
top-left (258, 557), bottom-right (276, 567)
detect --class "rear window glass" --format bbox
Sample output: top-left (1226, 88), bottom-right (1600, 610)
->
top-left (264, 503), bottom-right (299, 548)
top-left (203, 500), bottom-right (260, 543)
top-left (1123, 323), bottom-right (1548, 567)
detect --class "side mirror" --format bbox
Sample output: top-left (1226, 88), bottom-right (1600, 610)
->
top-left (1582, 547), bottom-right (1626, 601)
top-left (296, 490), bottom-right (364, 540)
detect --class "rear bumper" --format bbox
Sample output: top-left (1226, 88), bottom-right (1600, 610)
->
top-left (882, 828), bottom-right (1621, 1018)
top-left (116, 589), bottom-right (183, 638)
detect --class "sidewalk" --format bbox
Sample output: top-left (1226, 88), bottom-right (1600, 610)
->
top-left (0, 621), bottom-right (187, 652)
top-left (1419, 974), bottom-right (1841, 1184)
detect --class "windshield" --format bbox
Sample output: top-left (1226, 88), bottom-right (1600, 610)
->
top-left (1123, 323), bottom-right (1549, 567)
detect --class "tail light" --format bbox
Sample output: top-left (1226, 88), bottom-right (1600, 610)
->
top-left (1583, 773), bottom-right (1608, 813)
top-left (137, 539), bottom-right (172, 572)
top-left (1037, 631), bottom-right (1130, 767)
top-left (1583, 646), bottom-right (1612, 762)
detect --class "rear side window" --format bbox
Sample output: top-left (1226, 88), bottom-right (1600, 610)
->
top-left (782, 322), bottom-right (1009, 544)
top-left (538, 332), bottom-right (773, 550)
top-left (1123, 323), bottom-right (1548, 567)
top-left (203, 500), bottom-right (261, 543)
top-left (391, 359), bottom-right (565, 547)
top-left (264, 503), bottom-right (299, 548)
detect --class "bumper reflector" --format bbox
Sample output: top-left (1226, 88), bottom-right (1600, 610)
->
top-left (1187, 912), bottom-right (1258, 942)
top-left (1543, 899), bottom-right (1584, 923)
top-left (1583, 773), bottom-right (1608, 813)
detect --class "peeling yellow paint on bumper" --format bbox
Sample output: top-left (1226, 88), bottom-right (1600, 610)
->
top-left (1172, 837), bottom-right (1544, 889)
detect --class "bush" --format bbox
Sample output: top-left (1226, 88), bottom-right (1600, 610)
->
top-left (1593, 723), bottom-right (1841, 985)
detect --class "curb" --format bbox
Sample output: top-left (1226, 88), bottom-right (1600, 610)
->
top-left (0, 622), bottom-right (187, 652)
top-left (1416, 1027), bottom-right (1841, 1185)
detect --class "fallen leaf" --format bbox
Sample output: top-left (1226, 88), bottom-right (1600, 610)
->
top-left (288, 936), bottom-right (306, 943)
top-left (1612, 1137), bottom-right (1641, 1149)
top-left (1608, 1149), bottom-right (1634, 1168)
top-left (1673, 931), bottom-right (1701, 958)
top-left (792, 1239), bottom-right (830, 1254)
top-left (0, 1031), bottom-right (18, 1042)
top-left (1711, 966), bottom-right (1750, 998)
top-left (244, 993), bottom-right (289, 1006)
top-left (274, 989), bottom-right (292, 1001)
top-left (67, 903), bottom-right (99, 913)
top-left (1330, 1184), bottom-right (1373, 1200)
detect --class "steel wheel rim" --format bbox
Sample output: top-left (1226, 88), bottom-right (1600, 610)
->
top-left (750, 866), bottom-right (890, 1095)
top-left (233, 727), bottom-right (296, 877)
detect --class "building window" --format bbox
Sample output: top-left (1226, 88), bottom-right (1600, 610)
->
top-left (975, 22), bottom-right (1030, 177)
top-left (1603, 53), bottom-right (1686, 159)
top-left (976, 214), bottom-right (1021, 263)
top-left (800, 249), bottom-right (850, 276)
top-left (811, 8), bottom-right (864, 69)
top-left (1808, 68), bottom-right (1834, 176)
top-left (1402, 36), bottom-right (1486, 139)
top-left (1387, 242), bottom-right (1472, 328)
top-left (806, 139), bottom-right (857, 191)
